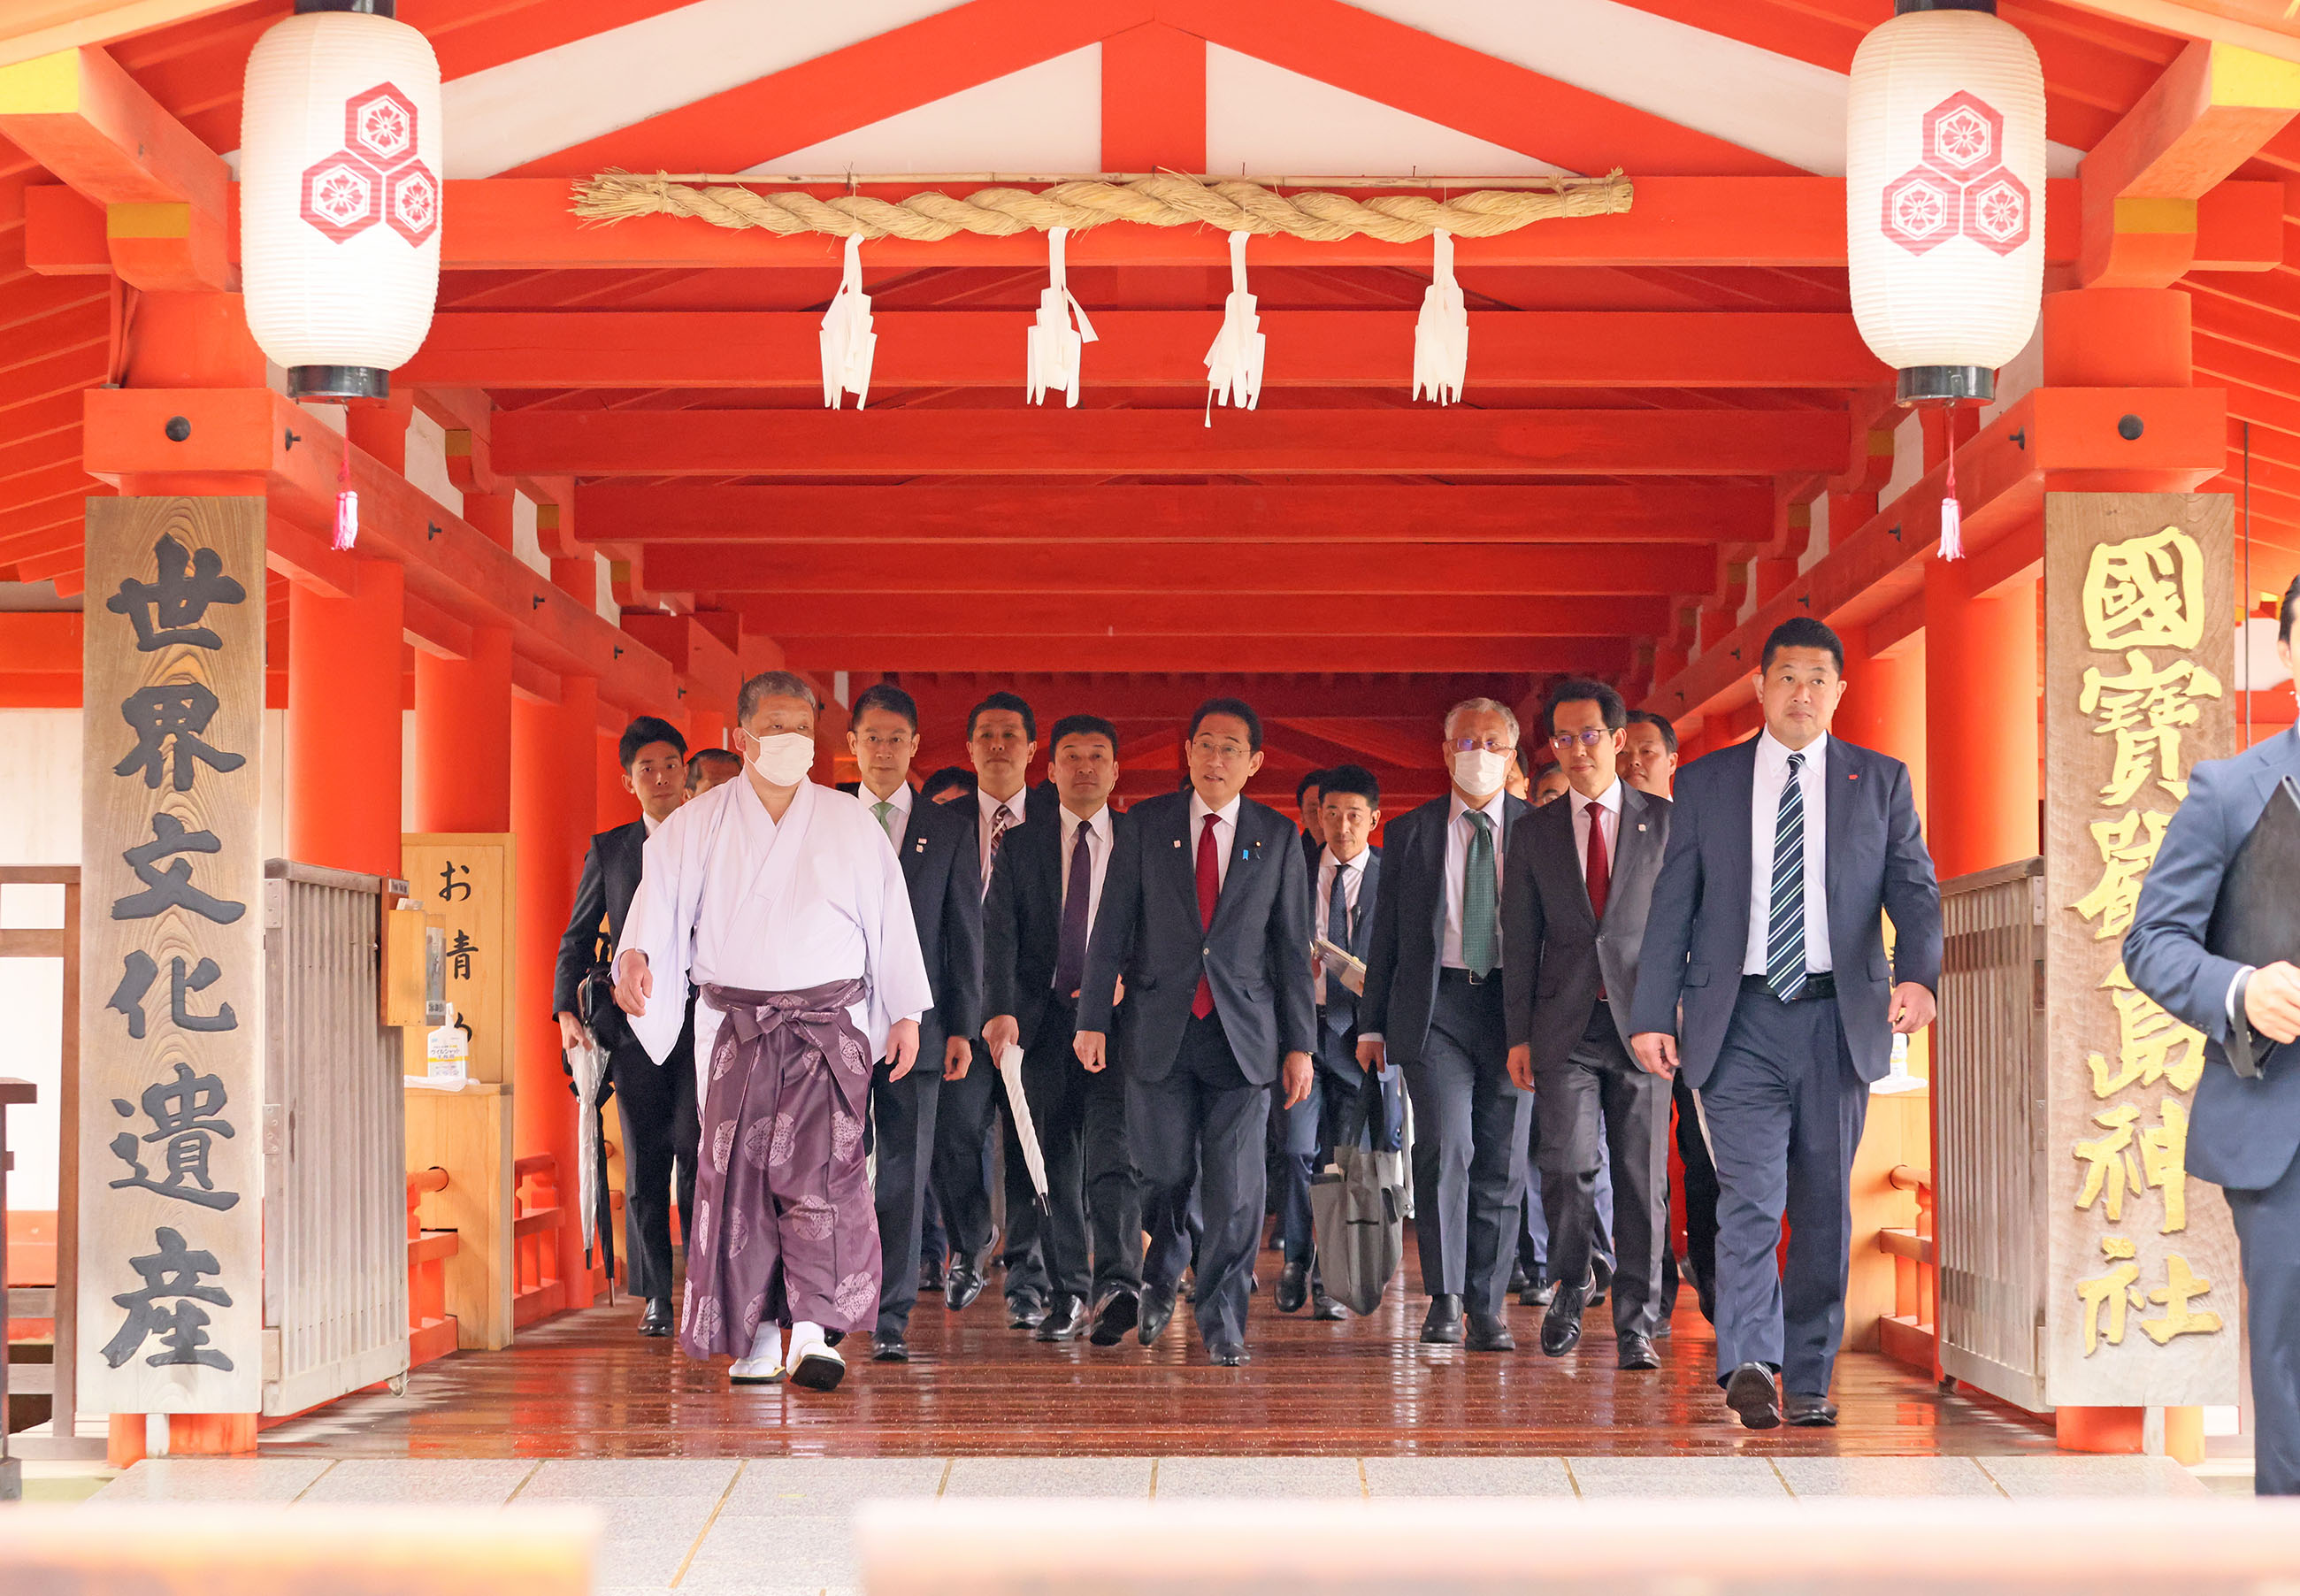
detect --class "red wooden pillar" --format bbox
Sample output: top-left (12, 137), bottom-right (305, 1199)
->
top-left (413, 626), bottom-right (512, 832)
top-left (1837, 631), bottom-right (1928, 830)
top-left (512, 676), bottom-right (598, 1301)
top-left (288, 560), bottom-right (405, 877)
top-left (597, 726), bottom-right (640, 830)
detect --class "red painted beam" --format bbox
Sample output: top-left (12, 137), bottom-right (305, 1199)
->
top-left (490, 407), bottom-right (1852, 479)
top-left (732, 593), bottom-right (1668, 636)
top-left (406, 311), bottom-right (1889, 390)
top-left (429, 176), bottom-right (2084, 272)
top-left (888, 674), bottom-right (1517, 723)
top-left (574, 483), bottom-right (1770, 545)
top-left (655, 540), bottom-right (1711, 595)
top-left (775, 635), bottom-right (1630, 673)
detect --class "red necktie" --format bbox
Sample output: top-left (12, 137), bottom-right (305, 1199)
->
top-left (1192, 813), bottom-right (1221, 1018)
top-left (1584, 798), bottom-right (1611, 923)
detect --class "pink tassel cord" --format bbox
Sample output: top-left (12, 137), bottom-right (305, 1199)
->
top-left (333, 432), bottom-right (359, 551)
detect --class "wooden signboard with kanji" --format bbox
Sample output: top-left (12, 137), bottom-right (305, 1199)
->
top-left (398, 834), bottom-right (515, 1084)
top-left (79, 497), bottom-right (265, 1415)
top-left (2042, 492), bottom-right (2242, 1406)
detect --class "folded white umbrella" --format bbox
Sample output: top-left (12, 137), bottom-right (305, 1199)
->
top-left (995, 1043), bottom-right (1052, 1211)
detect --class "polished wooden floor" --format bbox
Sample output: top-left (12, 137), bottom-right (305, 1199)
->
top-left (264, 1255), bottom-right (2059, 1461)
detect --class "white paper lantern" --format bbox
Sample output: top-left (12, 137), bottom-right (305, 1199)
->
top-left (241, 1), bottom-right (441, 401)
top-left (1846, 2), bottom-right (2043, 406)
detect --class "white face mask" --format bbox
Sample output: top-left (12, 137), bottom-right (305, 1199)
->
top-left (1450, 748), bottom-right (1513, 799)
top-left (745, 731), bottom-right (815, 786)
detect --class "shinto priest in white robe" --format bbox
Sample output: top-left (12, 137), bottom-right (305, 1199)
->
top-left (618, 776), bottom-right (932, 1353)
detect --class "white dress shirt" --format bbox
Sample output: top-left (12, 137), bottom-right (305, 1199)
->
top-left (1054, 802), bottom-right (1114, 961)
top-left (642, 810), bottom-right (661, 836)
top-left (1570, 774), bottom-right (1622, 890)
top-left (862, 778), bottom-right (912, 842)
top-left (1188, 790), bottom-right (1244, 892)
top-left (1744, 729), bottom-right (1833, 977)
top-left (978, 785), bottom-right (1026, 887)
top-left (1315, 844), bottom-right (1372, 1003)
top-left (1442, 787), bottom-right (1511, 970)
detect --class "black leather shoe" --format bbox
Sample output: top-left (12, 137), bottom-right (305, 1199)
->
top-left (1309, 1285), bottom-right (1346, 1322)
top-left (1419, 1294), bottom-right (1465, 1346)
top-left (1784, 1393), bottom-right (1839, 1427)
top-left (1008, 1294), bottom-right (1047, 1331)
top-left (1521, 1275), bottom-right (1556, 1308)
top-left (1275, 1261), bottom-right (1308, 1314)
top-left (871, 1332), bottom-right (909, 1362)
top-left (1616, 1332), bottom-right (1660, 1370)
top-left (920, 1261), bottom-right (946, 1296)
top-left (1589, 1255), bottom-right (1614, 1308)
top-left (1725, 1362), bottom-right (1782, 1430)
top-left (1089, 1291), bottom-right (1139, 1347)
top-left (1138, 1288), bottom-right (1177, 1347)
top-left (1465, 1312), bottom-right (1515, 1352)
top-left (944, 1262), bottom-right (985, 1313)
top-left (1208, 1341), bottom-right (1251, 1367)
top-left (1034, 1293), bottom-right (1089, 1342)
top-left (1506, 1260), bottom-right (1530, 1294)
top-left (638, 1297), bottom-right (673, 1338)
top-left (1540, 1281), bottom-right (1587, 1357)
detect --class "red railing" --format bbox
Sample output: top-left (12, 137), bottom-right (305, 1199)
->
top-left (404, 1167), bottom-right (458, 1366)
top-left (512, 1154), bottom-right (565, 1328)
top-left (1878, 1163), bottom-right (1937, 1374)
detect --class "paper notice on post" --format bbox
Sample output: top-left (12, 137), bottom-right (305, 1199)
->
top-left (1315, 937), bottom-right (1366, 995)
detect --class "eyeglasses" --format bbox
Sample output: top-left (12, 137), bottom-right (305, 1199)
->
top-left (1191, 737), bottom-right (1251, 761)
top-left (1447, 736), bottom-right (1514, 756)
top-left (1549, 728), bottom-right (1612, 750)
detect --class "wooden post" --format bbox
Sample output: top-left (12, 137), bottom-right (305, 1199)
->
top-left (2042, 492), bottom-right (2242, 1459)
top-left (287, 560), bottom-right (404, 879)
top-left (414, 626), bottom-right (513, 833)
top-left (79, 496), bottom-right (265, 1449)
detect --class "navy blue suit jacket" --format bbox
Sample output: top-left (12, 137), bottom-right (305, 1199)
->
top-left (2123, 727), bottom-right (2300, 1192)
top-left (1629, 735), bottom-right (1942, 1089)
top-left (1313, 848), bottom-right (1382, 1073)
top-left (1077, 790), bottom-right (1316, 1086)
top-left (983, 802), bottom-right (1132, 1051)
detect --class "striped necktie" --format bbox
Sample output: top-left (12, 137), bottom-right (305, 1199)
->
top-left (1767, 752), bottom-right (1809, 1001)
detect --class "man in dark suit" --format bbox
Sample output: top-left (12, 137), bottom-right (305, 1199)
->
top-left (1632, 617), bottom-right (1942, 1429)
top-left (1504, 679), bottom-right (1673, 1370)
top-left (931, 691), bottom-right (1048, 1324)
top-left (1276, 764), bottom-right (1394, 1319)
top-left (1296, 769), bottom-right (1329, 874)
top-left (1622, 708), bottom-right (1717, 1327)
top-left (840, 683), bottom-right (983, 1363)
top-left (984, 715), bottom-right (1142, 1347)
top-left (1077, 697), bottom-right (1316, 1365)
top-left (1361, 697), bottom-right (1534, 1352)
top-left (2125, 573), bottom-right (2300, 1495)
top-left (553, 716), bottom-right (696, 1338)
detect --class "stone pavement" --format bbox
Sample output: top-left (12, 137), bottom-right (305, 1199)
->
top-left (63, 1452), bottom-right (2212, 1596)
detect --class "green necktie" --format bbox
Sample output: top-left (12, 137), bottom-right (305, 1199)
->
top-left (873, 799), bottom-right (896, 840)
top-left (1462, 809), bottom-right (1498, 978)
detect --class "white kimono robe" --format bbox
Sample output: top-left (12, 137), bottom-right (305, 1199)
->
top-left (617, 777), bottom-right (933, 1103)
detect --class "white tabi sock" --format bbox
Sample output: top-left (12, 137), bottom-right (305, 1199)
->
top-left (731, 1320), bottom-right (784, 1377)
top-left (788, 1320), bottom-right (828, 1362)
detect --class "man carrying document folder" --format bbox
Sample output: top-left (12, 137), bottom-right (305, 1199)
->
top-left (1276, 766), bottom-right (1398, 1318)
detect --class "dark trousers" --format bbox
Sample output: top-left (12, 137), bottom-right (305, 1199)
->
top-left (870, 1023), bottom-right (944, 1335)
top-left (999, 1088), bottom-right (1047, 1306)
top-left (1536, 1003), bottom-right (1670, 1338)
top-left (2224, 1149), bottom-right (2300, 1495)
top-left (607, 1009), bottom-right (699, 1305)
top-left (931, 1043), bottom-right (1045, 1301)
top-left (1131, 1011), bottom-right (1267, 1347)
top-left (1673, 1067), bottom-right (1721, 1301)
top-left (1521, 1097), bottom-right (1614, 1279)
top-left (1399, 973), bottom-right (1530, 1316)
top-left (1698, 982), bottom-right (1869, 1395)
top-left (1022, 994), bottom-right (1144, 1305)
